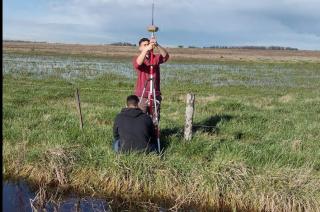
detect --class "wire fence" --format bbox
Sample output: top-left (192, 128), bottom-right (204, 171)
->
top-left (3, 82), bottom-right (219, 129)
top-left (3, 81), bottom-right (215, 95)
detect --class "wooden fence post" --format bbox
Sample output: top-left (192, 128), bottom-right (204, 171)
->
top-left (75, 88), bottom-right (83, 130)
top-left (184, 93), bottom-right (195, 141)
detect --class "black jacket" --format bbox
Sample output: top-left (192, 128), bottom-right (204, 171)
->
top-left (113, 108), bottom-right (155, 152)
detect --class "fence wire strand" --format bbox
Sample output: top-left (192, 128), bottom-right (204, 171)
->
top-left (4, 82), bottom-right (218, 129)
top-left (3, 82), bottom-right (212, 95)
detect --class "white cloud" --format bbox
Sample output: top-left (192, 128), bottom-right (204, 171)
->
top-left (4, 0), bottom-right (320, 49)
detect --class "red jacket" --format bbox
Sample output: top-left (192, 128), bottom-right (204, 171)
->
top-left (133, 53), bottom-right (169, 98)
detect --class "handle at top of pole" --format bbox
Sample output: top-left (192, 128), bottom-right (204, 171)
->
top-left (147, 0), bottom-right (159, 35)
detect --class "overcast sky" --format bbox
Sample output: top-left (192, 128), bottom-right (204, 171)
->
top-left (4, 0), bottom-right (320, 50)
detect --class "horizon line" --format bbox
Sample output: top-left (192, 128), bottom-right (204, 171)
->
top-left (5, 38), bottom-right (320, 51)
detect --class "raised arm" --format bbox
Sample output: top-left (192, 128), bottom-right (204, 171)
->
top-left (156, 43), bottom-right (169, 58)
top-left (136, 43), bottom-right (155, 65)
top-left (150, 38), bottom-right (168, 58)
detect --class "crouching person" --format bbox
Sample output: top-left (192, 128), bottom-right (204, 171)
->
top-left (113, 95), bottom-right (157, 153)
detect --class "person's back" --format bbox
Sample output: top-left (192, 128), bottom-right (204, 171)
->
top-left (113, 95), bottom-right (156, 152)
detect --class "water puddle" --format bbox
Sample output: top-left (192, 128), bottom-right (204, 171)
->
top-left (3, 180), bottom-right (110, 211)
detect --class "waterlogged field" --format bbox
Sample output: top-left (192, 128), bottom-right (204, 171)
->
top-left (3, 51), bottom-right (320, 211)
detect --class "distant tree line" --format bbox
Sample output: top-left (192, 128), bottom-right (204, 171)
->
top-left (4, 39), bottom-right (47, 43)
top-left (4, 40), bottom-right (299, 51)
top-left (109, 42), bottom-right (136, 46)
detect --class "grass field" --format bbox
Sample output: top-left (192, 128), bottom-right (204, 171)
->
top-left (3, 45), bottom-right (320, 211)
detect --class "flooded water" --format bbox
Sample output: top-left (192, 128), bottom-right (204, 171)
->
top-left (3, 180), bottom-right (111, 212)
top-left (4, 52), bottom-right (308, 88)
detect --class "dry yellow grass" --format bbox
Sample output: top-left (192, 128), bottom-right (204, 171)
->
top-left (279, 94), bottom-right (294, 103)
top-left (4, 41), bottom-right (320, 62)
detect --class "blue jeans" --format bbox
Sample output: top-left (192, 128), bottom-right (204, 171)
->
top-left (113, 139), bottom-right (121, 153)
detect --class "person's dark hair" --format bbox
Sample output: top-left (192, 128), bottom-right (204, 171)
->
top-left (139, 38), bottom-right (150, 46)
top-left (127, 95), bottom-right (139, 107)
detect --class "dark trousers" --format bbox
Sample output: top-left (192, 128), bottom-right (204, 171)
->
top-left (112, 139), bottom-right (158, 153)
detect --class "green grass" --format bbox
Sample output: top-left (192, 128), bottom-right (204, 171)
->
top-left (3, 52), bottom-right (320, 211)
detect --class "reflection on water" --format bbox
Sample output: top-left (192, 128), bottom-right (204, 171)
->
top-left (3, 181), bottom-right (34, 212)
top-left (3, 180), bottom-right (110, 212)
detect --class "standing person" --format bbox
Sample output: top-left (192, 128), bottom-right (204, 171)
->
top-left (132, 37), bottom-right (169, 122)
top-left (113, 95), bottom-right (157, 153)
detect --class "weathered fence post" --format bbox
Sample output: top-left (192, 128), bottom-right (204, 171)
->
top-left (184, 93), bottom-right (195, 141)
top-left (75, 88), bottom-right (83, 130)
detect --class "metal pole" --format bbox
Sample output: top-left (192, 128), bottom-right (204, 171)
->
top-left (147, 0), bottom-right (161, 152)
